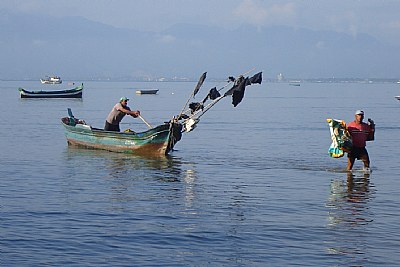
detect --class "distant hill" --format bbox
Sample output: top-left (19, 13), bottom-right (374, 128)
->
top-left (0, 9), bottom-right (399, 80)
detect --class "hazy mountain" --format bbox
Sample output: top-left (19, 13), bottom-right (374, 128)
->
top-left (1, 9), bottom-right (399, 80)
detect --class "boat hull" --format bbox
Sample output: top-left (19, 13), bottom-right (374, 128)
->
top-left (395, 96), bottom-right (400, 101)
top-left (135, 89), bottom-right (159, 95)
top-left (61, 118), bottom-right (182, 155)
top-left (19, 85), bottom-right (83, 98)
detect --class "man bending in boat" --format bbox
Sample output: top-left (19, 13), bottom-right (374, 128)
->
top-left (346, 110), bottom-right (375, 171)
top-left (104, 97), bottom-right (140, 132)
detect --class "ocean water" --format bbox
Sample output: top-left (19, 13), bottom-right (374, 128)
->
top-left (1, 80), bottom-right (399, 266)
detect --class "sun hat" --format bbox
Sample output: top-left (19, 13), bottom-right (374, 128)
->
top-left (355, 110), bottom-right (364, 115)
top-left (120, 96), bottom-right (129, 101)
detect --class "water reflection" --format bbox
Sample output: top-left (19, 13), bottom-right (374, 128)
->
top-left (64, 146), bottom-right (186, 176)
top-left (182, 169), bottom-right (197, 209)
top-left (325, 172), bottom-right (375, 265)
top-left (63, 146), bottom-right (198, 209)
top-left (327, 173), bottom-right (373, 226)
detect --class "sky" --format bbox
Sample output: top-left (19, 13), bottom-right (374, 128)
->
top-left (2, 0), bottom-right (400, 46)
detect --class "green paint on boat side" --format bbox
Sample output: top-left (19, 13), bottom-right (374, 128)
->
top-left (61, 117), bottom-right (182, 155)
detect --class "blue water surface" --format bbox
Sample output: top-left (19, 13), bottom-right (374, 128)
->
top-left (1, 80), bottom-right (399, 266)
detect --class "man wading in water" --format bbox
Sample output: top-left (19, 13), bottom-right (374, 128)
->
top-left (346, 110), bottom-right (375, 171)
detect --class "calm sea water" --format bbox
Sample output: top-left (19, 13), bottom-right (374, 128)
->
top-left (1, 80), bottom-right (399, 266)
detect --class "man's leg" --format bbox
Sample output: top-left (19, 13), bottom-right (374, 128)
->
top-left (347, 156), bottom-right (355, 171)
top-left (104, 121), bottom-right (119, 132)
top-left (361, 153), bottom-right (370, 169)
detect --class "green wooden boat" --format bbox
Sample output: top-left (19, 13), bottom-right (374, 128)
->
top-left (61, 71), bottom-right (262, 155)
top-left (61, 109), bottom-right (182, 155)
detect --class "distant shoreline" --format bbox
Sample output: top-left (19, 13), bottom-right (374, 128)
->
top-left (1, 78), bottom-right (399, 84)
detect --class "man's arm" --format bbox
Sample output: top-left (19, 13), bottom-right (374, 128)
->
top-left (118, 105), bottom-right (140, 117)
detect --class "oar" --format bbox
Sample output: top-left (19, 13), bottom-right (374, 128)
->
top-left (138, 114), bottom-right (153, 129)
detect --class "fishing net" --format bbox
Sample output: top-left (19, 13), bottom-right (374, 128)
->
top-left (327, 118), bottom-right (352, 158)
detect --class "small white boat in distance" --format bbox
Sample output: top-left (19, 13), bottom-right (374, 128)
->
top-left (289, 81), bottom-right (301, 86)
top-left (41, 76), bottom-right (62, 84)
top-left (395, 96), bottom-right (400, 101)
top-left (135, 89), bottom-right (159, 95)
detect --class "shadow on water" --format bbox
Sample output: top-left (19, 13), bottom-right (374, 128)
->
top-left (325, 172), bottom-right (376, 266)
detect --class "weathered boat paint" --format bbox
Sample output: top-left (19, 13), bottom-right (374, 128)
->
top-left (61, 116), bottom-right (182, 155)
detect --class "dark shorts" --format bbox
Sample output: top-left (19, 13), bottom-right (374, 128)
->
top-left (348, 147), bottom-right (369, 160)
top-left (104, 121), bottom-right (120, 132)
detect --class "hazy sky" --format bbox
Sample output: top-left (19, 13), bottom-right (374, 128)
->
top-left (2, 0), bottom-right (400, 45)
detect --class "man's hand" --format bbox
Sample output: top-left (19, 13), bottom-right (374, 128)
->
top-left (368, 118), bottom-right (375, 129)
top-left (131, 110), bottom-right (140, 118)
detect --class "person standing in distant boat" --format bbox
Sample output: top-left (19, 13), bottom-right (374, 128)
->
top-left (104, 97), bottom-right (140, 132)
top-left (346, 110), bottom-right (375, 171)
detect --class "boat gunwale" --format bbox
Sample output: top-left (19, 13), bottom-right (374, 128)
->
top-left (62, 119), bottom-right (171, 139)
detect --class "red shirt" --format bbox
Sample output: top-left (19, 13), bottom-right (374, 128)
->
top-left (347, 121), bottom-right (373, 148)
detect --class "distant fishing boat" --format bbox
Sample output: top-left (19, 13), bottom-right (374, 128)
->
top-left (40, 76), bottom-right (62, 84)
top-left (395, 96), bottom-right (400, 101)
top-left (135, 89), bottom-right (159, 95)
top-left (289, 81), bottom-right (301, 86)
top-left (19, 84), bottom-right (83, 98)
